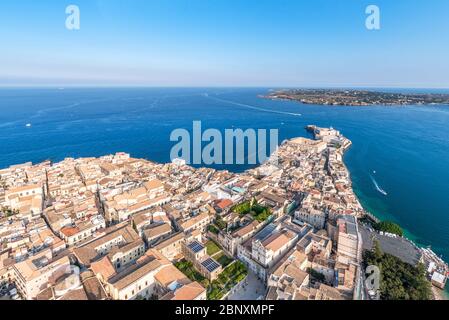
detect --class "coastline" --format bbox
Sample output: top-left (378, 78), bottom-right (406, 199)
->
top-left (263, 89), bottom-right (449, 107)
top-left (304, 125), bottom-right (448, 298)
top-left (1, 123), bottom-right (447, 299)
top-left (267, 96), bottom-right (449, 107)
top-left (351, 175), bottom-right (449, 299)
top-left (340, 145), bottom-right (449, 298)
top-left (432, 287), bottom-right (448, 300)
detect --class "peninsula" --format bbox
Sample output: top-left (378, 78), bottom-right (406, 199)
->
top-left (0, 126), bottom-right (446, 301)
top-left (264, 89), bottom-right (449, 106)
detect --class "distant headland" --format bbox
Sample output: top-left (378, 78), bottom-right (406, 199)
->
top-left (263, 89), bottom-right (449, 106)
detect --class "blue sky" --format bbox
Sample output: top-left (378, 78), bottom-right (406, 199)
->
top-left (0, 0), bottom-right (448, 87)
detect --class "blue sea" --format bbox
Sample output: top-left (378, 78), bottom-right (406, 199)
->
top-left (1, 87), bottom-right (448, 272)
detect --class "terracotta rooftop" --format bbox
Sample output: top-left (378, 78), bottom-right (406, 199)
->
top-left (143, 223), bottom-right (172, 240)
top-left (154, 265), bottom-right (189, 288)
top-left (262, 230), bottom-right (295, 252)
top-left (162, 281), bottom-right (206, 300)
top-left (232, 220), bottom-right (260, 238)
top-left (109, 258), bottom-right (162, 290)
top-left (91, 256), bottom-right (116, 281)
top-left (215, 199), bottom-right (233, 210)
top-left (60, 226), bottom-right (80, 237)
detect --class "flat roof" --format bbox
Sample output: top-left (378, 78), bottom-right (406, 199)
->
top-left (187, 241), bottom-right (205, 254)
top-left (201, 257), bottom-right (221, 273)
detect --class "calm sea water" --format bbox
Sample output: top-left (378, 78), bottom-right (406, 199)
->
top-left (1, 87), bottom-right (448, 268)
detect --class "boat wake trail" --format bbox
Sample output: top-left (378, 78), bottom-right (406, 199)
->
top-left (370, 175), bottom-right (388, 196)
top-left (31, 102), bottom-right (82, 119)
top-left (206, 96), bottom-right (302, 117)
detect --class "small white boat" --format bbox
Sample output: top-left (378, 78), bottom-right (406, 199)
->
top-left (25, 123), bottom-right (32, 128)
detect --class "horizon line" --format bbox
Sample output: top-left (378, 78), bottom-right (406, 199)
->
top-left (1, 85), bottom-right (449, 90)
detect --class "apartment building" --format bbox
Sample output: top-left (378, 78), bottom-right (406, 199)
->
top-left (295, 207), bottom-right (326, 230)
top-left (266, 249), bottom-right (310, 300)
top-left (336, 215), bottom-right (361, 263)
top-left (179, 212), bottom-right (213, 234)
top-left (105, 254), bottom-right (164, 300)
top-left (104, 182), bottom-right (171, 223)
top-left (4, 184), bottom-right (44, 216)
top-left (218, 220), bottom-right (261, 256)
top-left (182, 240), bottom-right (222, 281)
top-left (60, 215), bottom-right (106, 246)
top-left (73, 223), bottom-right (145, 272)
top-left (153, 232), bottom-right (185, 261)
top-left (103, 249), bottom-right (200, 300)
top-left (12, 249), bottom-right (72, 300)
top-left (237, 217), bottom-right (311, 280)
top-left (160, 281), bottom-right (206, 300)
top-left (296, 230), bottom-right (332, 259)
top-left (143, 223), bottom-right (172, 247)
top-left (251, 229), bottom-right (298, 268)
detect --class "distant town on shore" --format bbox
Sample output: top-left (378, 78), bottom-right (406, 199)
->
top-left (264, 89), bottom-right (449, 106)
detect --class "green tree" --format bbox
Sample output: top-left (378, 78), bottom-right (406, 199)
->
top-left (373, 240), bottom-right (383, 260)
top-left (208, 224), bottom-right (219, 234)
top-left (363, 244), bottom-right (431, 300)
top-left (374, 221), bottom-right (403, 237)
top-left (215, 216), bottom-right (227, 230)
top-left (1, 207), bottom-right (19, 217)
top-left (307, 268), bottom-right (326, 282)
